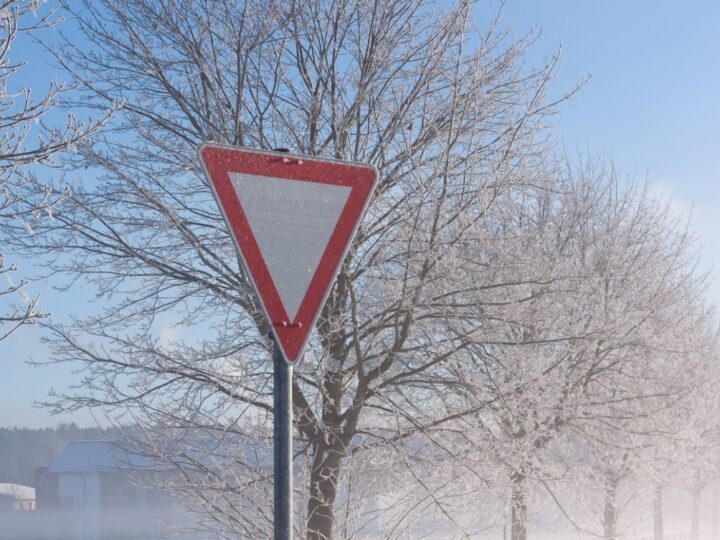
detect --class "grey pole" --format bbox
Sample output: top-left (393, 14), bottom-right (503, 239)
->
top-left (273, 334), bottom-right (293, 540)
top-left (269, 145), bottom-right (293, 540)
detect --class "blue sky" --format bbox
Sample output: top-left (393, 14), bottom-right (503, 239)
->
top-left (2, 1), bottom-right (719, 428)
top-left (502, 1), bottom-right (720, 227)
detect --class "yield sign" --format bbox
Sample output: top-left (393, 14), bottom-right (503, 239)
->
top-left (199, 144), bottom-right (378, 364)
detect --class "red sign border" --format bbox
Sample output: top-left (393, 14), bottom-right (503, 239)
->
top-left (199, 144), bottom-right (378, 364)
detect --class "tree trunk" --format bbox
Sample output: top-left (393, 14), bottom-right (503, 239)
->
top-left (653, 485), bottom-right (663, 540)
top-left (510, 471), bottom-right (527, 540)
top-left (603, 477), bottom-right (618, 540)
top-left (306, 449), bottom-right (342, 540)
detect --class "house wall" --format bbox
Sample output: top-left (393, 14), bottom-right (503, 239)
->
top-left (58, 473), bottom-right (101, 540)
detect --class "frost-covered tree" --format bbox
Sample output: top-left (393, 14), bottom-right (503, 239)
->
top-left (432, 162), bottom-right (712, 540)
top-left (562, 191), bottom-right (710, 540)
top-left (554, 193), bottom-right (707, 540)
top-left (667, 341), bottom-right (720, 540)
top-left (0, 0), bottom-right (112, 341)
top-left (9, 0), bottom-right (572, 537)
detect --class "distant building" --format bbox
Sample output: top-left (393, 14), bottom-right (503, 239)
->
top-left (49, 440), bottom-right (158, 509)
top-left (44, 440), bottom-right (177, 539)
top-left (0, 482), bottom-right (35, 511)
top-left (0, 440), bottom-right (211, 539)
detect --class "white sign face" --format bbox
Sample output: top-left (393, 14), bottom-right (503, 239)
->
top-left (229, 172), bottom-right (352, 321)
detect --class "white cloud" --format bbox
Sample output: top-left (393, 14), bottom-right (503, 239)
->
top-left (158, 321), bottom-right (179, 348)
top-left (648, 180), bottom-right (694, 221)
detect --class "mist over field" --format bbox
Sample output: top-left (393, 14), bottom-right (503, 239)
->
top-left (2, 1), bottom-right (720, 539)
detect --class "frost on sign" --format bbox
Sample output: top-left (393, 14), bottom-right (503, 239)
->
top-left (229, 172), bottom-right (351, 322)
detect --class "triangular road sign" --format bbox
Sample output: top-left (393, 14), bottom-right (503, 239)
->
top-left (199, 144), bottom-right (378, 364)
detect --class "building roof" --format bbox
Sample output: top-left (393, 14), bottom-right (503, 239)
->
top-left (48, 441), bottom-right (152, 474)
top-left (0, 483), bottom-right (35, 500)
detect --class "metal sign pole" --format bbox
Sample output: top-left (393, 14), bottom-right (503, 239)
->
top-left (273, 334), bottom-right (293, 540)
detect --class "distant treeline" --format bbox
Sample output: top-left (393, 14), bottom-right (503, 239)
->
top-left (0, 424), bottom-right (118, 487)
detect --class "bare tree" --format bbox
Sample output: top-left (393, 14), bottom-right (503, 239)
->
top-left (9, 0), bottom-right (574, 537)
top-left (560, 193), bottom-right (716, 540)
top-left (432, 162), bottom-right (712, 539)
top-left (0, 0), bottom-right (113, 341)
